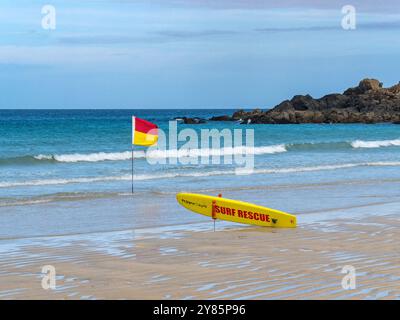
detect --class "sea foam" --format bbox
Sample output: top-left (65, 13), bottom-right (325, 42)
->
top-left (34, 145), bottom-right (287, 163)
top-left (2, 161), bottom-right (399, 188)
top-left (351, 139), bottom-right (400, 149)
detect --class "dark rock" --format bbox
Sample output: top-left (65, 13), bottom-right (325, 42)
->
top-left (183, 117), bottom-right (206, 124)
top-left (231, 78), bottom-right (400, 124)
top-left (232, 109), bottom-right (247, 120)
top-left (173, 116), bottom-right (207, 124)
top-left (209, 115), bottom-right (232, 121)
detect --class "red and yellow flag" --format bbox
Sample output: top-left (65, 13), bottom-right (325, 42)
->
top-left (132, 116), bottom-right (158, 146)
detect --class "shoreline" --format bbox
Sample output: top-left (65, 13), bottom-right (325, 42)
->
top-left (2, 175), bottom-right (400, 239)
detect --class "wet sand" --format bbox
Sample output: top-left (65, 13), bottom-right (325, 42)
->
top-left (1, 204), bottom-right (399, 299)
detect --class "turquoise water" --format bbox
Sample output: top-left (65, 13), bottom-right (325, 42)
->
top-left (1, 109), bottom-right (400, 239)
top-left (1, 109), bottom-right (400, 204)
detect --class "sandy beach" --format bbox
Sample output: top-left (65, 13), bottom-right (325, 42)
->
top-left (1, 189), bottom-right (399, 300)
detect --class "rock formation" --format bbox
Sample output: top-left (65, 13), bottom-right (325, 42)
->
top-left (229, 79), bottom-right (400, 124)
top-left (209, 115), bottom-right (232, 121)
top-left (174, 117), bottom-right (207, 124)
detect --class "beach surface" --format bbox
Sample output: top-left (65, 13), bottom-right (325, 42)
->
top-left (1, 181), bottom-right (399, 300)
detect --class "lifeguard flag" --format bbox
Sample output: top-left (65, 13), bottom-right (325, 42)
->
top-left (132, 116), bottom-right (158, 146)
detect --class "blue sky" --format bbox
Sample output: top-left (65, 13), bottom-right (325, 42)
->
top-left (1, 0), bottom-right (400, 109)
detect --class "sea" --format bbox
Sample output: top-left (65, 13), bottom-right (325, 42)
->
top-left (1, 109), bottom-right (400, 239)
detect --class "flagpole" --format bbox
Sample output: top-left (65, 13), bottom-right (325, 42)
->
top-left (131, 144), bottom-right (134, 194)
top-left (131, 116), bottom-right (135, 194)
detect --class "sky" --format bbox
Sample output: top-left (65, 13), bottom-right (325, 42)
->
top-left (1, 0), bottom-right (400, 109)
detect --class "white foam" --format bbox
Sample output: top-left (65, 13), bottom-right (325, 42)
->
top-left (2, 161), bottom-right (400, 188)
top-left (0, 176), bottom-right (131, 188)
top-left (35, 151), bottom-right (140, 162)
top-left (351, 139), bottom-right (400, 149)
top-left (146, 145), bottom-right (286, 159)
top-left (34, 145), bottom-right (287, 163)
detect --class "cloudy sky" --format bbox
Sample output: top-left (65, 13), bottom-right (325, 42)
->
top-left (1, 0), bottom-right (400, 109)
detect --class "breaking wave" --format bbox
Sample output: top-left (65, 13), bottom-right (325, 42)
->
top-left (1, 161), bottom-right (399, 188)
top-left (1, 138), bottom-right (400, 166)
top-left (32, 145), bottom-right (287, 163)
top-left (351, 139), bottom-right (400, 149)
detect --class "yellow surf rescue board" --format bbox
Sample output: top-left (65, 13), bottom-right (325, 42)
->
top-left (176, 193), bottom-right (296, 228)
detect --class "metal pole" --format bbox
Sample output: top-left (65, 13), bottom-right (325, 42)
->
top-left (212, 200), bottom-right (216, 232)
top-left (131, 144), bottom-right (134, 194)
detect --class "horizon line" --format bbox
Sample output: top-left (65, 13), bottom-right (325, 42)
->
top-left (0, 107), bottom-right (256, 111)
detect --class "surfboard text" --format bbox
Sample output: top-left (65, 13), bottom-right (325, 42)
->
top-left (214, 205), bottom-right (270, 222)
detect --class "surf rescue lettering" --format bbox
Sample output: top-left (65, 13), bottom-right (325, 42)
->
top-left (214, 205), bottom-right (270, 222)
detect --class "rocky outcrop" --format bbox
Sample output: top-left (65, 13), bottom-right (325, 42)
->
top-left (231, 79), bottom-right (400, 124)
top-left (232, 109), bottom-right (247, 121)
top-left (181, 117), bottom-right (207, 124)
top-left (209, 115), bottom-right (232, 121)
